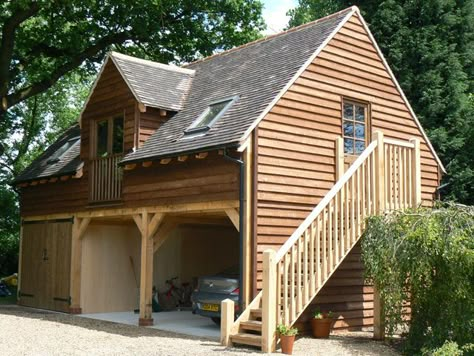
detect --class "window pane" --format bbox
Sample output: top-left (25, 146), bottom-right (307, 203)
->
top-left (112, 117), bottom-right (124, 154)
top-left (197, 100), bottom-right (231, 127)
top-left (97, 120), bottom-right (108, 157)
top-left (343, 120), bottom-right (354, 136)
top-left (343, 104), bottom-right (353, 120)
top-left (344, 138), bottom-right (354, 154)
top-left (355, 140), bottom-right (365, 154)
top-left (355, 123), bottom-right (365, 139)
top-left (355, 105), bottom-right (365, 122)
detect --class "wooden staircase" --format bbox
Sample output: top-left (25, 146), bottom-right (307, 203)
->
top-left (221, 131), bottom-right (422, 352)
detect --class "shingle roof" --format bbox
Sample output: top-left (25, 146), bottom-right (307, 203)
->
top-left (14, 125), bottom-right (82, 183)
top-left (110, 52), bottom-right (195, 112)
top-left (15, 7), bottom-right (355, 183)
top-left (122, 7), bottom-right (353, 163)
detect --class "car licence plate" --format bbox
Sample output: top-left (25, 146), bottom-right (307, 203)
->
top-left (202, 303), bottom-right (219, 312)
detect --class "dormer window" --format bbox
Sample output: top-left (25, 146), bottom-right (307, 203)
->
top-left (184, 96), bottom-right (238, 136)
top-left (94, 116), bottom-right (124, 157)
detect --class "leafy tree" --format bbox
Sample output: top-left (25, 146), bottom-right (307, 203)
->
top-left (0, 71), bottom-right (90, 276)
top-left (0, 0), bottom-right (265, 117)
top-left (288, 0), bottom-right (474, 204)
top-left (0, 0), bottom-right (266, 275)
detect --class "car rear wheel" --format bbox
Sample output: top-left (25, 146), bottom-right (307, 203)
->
top-left (211, 317), bottom-right (221, 326)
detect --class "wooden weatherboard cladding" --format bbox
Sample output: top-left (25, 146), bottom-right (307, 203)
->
top-left (255, 12), bottom-right (440, 331)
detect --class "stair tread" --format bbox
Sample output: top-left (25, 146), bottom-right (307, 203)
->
top-left (240, 320), bottom-right (262, 331)
top-left (250, 308), bottom-right (262, 316)
top-left (230, 333), bottom-right (262, 347)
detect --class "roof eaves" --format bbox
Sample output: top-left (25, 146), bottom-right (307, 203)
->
top-left (12, 161), bottom-right (84, 185)
top-left (111, 51), bottom-right (195, 75)
top-left (236, 6), bottom-right (358, 149)
top-left (120, 142), bottom-right (241, 166)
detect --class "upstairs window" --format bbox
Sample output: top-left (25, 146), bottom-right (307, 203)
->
top-left (184, 96), bottom-right (238, 136)
top-left (95, 116), bottom-right (124, 157)
top-left (342, 100), bottom-right (369, 155)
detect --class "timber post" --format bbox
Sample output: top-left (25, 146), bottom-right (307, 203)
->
top-left (335, 137), bottom-right (345, 181)
top-left (261, 249), bottom-right (277, 353)
top-left (410, 138), bottom-right (422, 206)
top-left (221, 299), bottom-right (235, 346)
top-left (69, 217), bottom-right (91, 314)
top-left (373, 130), bottom-right (385, 339)
top-left (135, 211), bottom-right (164, 326)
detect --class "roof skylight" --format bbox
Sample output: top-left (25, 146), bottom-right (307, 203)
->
top-left (184, 96), bottom-right (238, 136)
top-left (47, 136), bottom-right (80, 165)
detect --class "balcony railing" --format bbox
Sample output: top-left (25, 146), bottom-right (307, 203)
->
top-left (89, 154), bottom-right (123, 203)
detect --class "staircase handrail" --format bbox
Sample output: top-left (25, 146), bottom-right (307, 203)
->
top-left (275, 140), bottom-right (378, 261)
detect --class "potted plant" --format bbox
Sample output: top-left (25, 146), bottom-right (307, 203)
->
top-left (311, 308), bottom-right (334, 338)
top-left (276, 324), bottom-right (298, 355)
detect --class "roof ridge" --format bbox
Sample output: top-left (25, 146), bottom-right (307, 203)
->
top-left (110, 51), bottom-right (195, 75)
top-left (184, 6), bottom-right (357, 68)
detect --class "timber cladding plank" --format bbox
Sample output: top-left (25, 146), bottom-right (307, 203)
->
top-left (255, 12), bottom-right (441, 331)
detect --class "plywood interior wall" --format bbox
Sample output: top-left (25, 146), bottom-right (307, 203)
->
top-left (81, 223), bottom-right (141, 314)
top-left (153, 225), bottom-right (239, 292)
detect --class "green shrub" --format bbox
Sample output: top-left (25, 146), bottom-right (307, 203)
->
top-left (423, 341), bottom-right (474, 356)
top-left (361, 203), bottom-right (474, 354)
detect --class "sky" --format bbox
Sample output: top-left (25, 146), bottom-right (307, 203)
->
top-left (261, 0), bottom-right (298, 35)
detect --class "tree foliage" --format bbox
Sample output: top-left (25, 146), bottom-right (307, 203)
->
top-left (288, 0), bottom-right (474, 204)
top-left (0, 0), bottom-right (265, 116)
top-left (362, 204), bottom-right (474, 354)
top-left (0, 0), bottom-right (266, 276)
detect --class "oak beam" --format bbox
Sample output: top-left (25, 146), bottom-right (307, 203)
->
top-left (195, 152), bottom-right (208, 159)
top-left (225, 209), bottom-right (240, 232)
top-left (124, 163), bottom-right (137, 171)
top-left (70, 216), bottom-right (91, 314)
top-left (134, 211), bottom-right (164, 326)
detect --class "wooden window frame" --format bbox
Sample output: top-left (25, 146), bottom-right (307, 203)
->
top-left (341, 98), bottom-right (371, 158)
top-left (90, 112), bottom-right (125, 159)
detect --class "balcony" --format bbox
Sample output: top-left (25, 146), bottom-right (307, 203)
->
top-left (89, 154), bottom-right (123, 203)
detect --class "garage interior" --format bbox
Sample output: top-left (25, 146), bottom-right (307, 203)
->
top-left (80, 215), bottom-right (239, 315)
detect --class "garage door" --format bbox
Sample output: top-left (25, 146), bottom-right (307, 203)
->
top-left (19, 219), bottom-right (72, 312)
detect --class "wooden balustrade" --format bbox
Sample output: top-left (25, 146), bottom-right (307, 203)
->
top-left (89, 154), bottom-right (124, 203)
top-left (223, 131), bottom-right (422, 352)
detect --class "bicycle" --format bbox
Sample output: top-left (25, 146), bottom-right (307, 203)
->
top-left (160, 277), bottom-right (193, 310)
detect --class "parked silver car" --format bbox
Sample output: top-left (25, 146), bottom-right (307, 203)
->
top-left (191, 266), bottom-right (239, 325)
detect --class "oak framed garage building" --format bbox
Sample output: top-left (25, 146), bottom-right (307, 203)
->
top-left (15, 6), bottom-right (444, 352)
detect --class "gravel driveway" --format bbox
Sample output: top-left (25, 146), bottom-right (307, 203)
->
top-left (0, 305), bottom-right (399, 355)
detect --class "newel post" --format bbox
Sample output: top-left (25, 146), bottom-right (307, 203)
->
top-left (335, 137), bottom-right (345, 181)
top-left (374, 131), bottom-right (385, 213)
top-left (373, 131), bottom-right (385, 340)
top-left (221, 299), bottom-right (235, 346)
top-left (410, 138), bottom-right (421, 207)
top-left (262, 249), bottom-right (277, 353)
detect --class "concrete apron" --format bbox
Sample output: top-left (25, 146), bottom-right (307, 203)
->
top-left (80, 311), bottom-right (220, 340)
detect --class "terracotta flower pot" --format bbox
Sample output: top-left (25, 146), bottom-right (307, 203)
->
top-left (311, 318), bottom-right (333, 338)
top-left (280, 334), bottom-right (296, 355)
